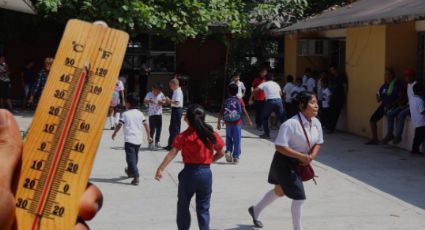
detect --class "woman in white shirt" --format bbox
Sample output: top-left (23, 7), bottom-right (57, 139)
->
top-left (249, 91), bottom-right (324, 230)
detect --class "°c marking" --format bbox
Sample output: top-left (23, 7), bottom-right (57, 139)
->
top-left (72, 41), bottom-right (84, 53)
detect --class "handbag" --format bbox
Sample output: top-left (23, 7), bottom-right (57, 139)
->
top-left (294, 113), bottom-right (317, 184)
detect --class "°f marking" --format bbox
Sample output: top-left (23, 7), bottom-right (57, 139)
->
top-left (31, 63), bottom-right (90, 230)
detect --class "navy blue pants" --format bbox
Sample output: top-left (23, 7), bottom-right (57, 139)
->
top-left (262, 99), bottom-right (285, 136)
top-left (168, 107), bottom-right (183, 147)
top-left (226, 124), bottom-right (242, 159)
top-left (149, 115), bottom-right (162, 143)
top-left (124, 142), bottom-right (141, 178)
top-left (177, 165), bottom-right (212, 230)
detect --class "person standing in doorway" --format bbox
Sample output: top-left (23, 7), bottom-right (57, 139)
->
top-left (155, 104), bottom-right (224, 230)
top-left (164, 78), bottom-right (184, 151)
top-left (254, 73), bottom-right (284, 139)
top-left (29, 57), bottom-right (53, 108)
top-left (250, 68), bottom-right (268, 130)
top-left (0, 54), bottom-right (13, 112)
top-left (112, 95), bottom-right (152, 185)
top-left (21, 59), bottom-right (35, 109)
top-left (327, 66), bottom-right (348, 133)
top-left (248, 91), bottom-right (323, 229)
top-left (144, 83), bottom-right (166, 150)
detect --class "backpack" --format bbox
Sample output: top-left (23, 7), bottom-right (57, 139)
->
top-left (223, 96), bottom-right (242, 122)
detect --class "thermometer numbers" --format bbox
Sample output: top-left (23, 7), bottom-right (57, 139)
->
top-left (66, 162), bottom-right (79, 174)
top-left (89, 85), bottom-right (102, 95)
top-left (94, 67), bottom-right (108, 77)
top-left (52, 205), bottom-right (65, 217)
top-left (59, 74), bottom-right (71, 83)
top-left (54, 89), bottom-right (66, 100)
top-left (43, 124), bottom-right (56, 134)
top-left (16, 198), bottom-right (29, 210)
top-left (64, 57), bottom-right (75, 67)
top-left (84, 103), bottom-right (96, 113)
top-left (31, 160), bottom-right (44, 171)
top-left (48, 106), bottom-right (61, 116)
top-left (23, 178), bottom-right (37, 190)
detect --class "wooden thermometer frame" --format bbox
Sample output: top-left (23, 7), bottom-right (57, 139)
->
top-left (14, 19), bottom-right (129, 230)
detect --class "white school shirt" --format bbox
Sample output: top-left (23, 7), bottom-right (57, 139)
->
top-left (258, 81), bottom-right (282, 100)
top-left (306, 78), bottom-right (316, 93)
top-left (145, 92), bottom-right (166, 116)
top-left (409, 95), bottom-right (425, 128)
top-left (231, 81), bottom-right (246, 99)
top-left (408, 81), bottom-right (417, 116)
top-left (282, 82), bottom-right (296, 103)
top-left (275, 113), bottom-right (324, 154)
top-left (302, 75), bottom-right (308, 87)
top-left (119, 109), bottom-right (147, 145)
top-left (171, 87), bottom-right (184, 108)
top-left (321, 88), bottom-right (332, 108)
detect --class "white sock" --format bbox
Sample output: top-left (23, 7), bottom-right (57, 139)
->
top-left (108, 116), bottom-right (114, 127)
top-left (291, 200), bottom-right (305, 230)
top-left (253, 189), bottom-right (279, 219)
top-left (115, 112), bottom-right (121, 124)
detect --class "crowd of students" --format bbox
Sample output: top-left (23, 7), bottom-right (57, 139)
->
top-left (365, 68), bottom-right (425, 156)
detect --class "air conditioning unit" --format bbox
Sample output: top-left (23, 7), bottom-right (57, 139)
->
top-left (298, 39), bottom-right (329, 56)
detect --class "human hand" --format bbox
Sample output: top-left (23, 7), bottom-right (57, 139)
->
top-left (154, 169), bottom-right (163, 181)
top-left (147, 136), bottom-right (153, 144)
top-left (248, 120), bottom-right (253, 127)
top-left (0, 109), bottom-right (103, 230)
top-left (112, 132), bottom-right (116, 140)
top-left (299, 154), bottom-right (312, 165)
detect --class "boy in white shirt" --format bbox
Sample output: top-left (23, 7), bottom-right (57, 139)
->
top-left (144, 83), bottom-right (166, 150)
top-left (230, 73), bottom-right (246, 99)
top-left (164, 78), bottom-right (184, 150)
top-left (112, 95), bottom-right (152, 185)
top-left (282, 75), bottom-right (296, 117)
top-left (410, 84), bottom-right (425, 155)
top-left (319, 77), bottom-right (332, 130)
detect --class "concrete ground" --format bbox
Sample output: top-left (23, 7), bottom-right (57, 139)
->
top-left (13, 110), bottom-right (425, 230)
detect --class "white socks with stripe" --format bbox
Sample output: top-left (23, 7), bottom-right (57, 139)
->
top-left (291, 200), bottom-right (304, 230)
top-left (253, 189), bottom-right (279, 219)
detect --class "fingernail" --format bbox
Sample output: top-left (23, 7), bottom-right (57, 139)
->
top-left (0, 110), bottom-right (8, 127)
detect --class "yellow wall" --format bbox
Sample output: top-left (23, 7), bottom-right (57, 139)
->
top-left (386, 22), bottom-right (417, 77)
top-left (284, 34), bottom-right (298, 77)
top-left (345, 25), bottom-right (387, 137)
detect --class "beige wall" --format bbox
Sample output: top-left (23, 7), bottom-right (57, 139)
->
top-left (284, 34), bottom-right (298, 77)
top-left (345, 25), bottom-right (387, 137)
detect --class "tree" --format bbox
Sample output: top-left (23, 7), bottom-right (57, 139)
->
top-left (34, 0), bottom-right (307, 41)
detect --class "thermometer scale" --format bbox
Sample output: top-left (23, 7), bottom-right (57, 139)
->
top-left (14, 19), bottom-right (129, 230)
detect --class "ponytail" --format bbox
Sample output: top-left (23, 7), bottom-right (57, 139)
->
top-left (186, 104), bottom-right (217, 147)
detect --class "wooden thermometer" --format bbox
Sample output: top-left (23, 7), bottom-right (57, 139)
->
top-left (14, 19), bottom-right (129, 230)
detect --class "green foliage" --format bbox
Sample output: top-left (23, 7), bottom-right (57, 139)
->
top-left (34, 0), bottom-right (307, 41)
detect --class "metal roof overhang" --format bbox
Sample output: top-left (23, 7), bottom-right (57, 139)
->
top-left (0, 0), bottom-right (36, 14)
top-left (273, 0), bottom-right (425, 35)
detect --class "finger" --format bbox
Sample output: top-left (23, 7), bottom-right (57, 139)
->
top-left (74, 218), bottom-right (89, 230)
top-left (0, 109), bottom-right (23, 189)
top-left (0, 109), bottom-right (23, 229)
top-left (78, 183), bottom-right (103, 221)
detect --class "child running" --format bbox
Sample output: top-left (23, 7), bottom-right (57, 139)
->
top-left (217, 83), bottom-right (252, 164)
top-left (112, 94), bottom-right (152, 185)
top-left (155, 104), bottom-right (224, 230)
top-left (144, 83), bottom-right (166, 150)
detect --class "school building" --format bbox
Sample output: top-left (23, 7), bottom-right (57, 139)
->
top-left (274, 0), bottom-right (425, 149)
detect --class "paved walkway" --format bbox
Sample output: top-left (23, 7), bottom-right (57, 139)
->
top-left (14, 110), bottom-right (425, 230)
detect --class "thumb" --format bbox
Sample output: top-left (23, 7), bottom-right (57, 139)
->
top-left (0, 109), bottom-right (23, 230)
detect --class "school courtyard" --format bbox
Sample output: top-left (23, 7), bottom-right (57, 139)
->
top-left (15, 110), bottom-right (425, 230)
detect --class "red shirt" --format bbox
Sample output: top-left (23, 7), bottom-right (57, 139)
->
top-left (172, 128), bottom-right (225, 164)
top-left (252, 77), bottom-right (266, 101)
top-left (225, 98), bottom-right (245, 125)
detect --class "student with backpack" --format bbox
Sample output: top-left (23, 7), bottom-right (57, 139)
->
top-left (217, 84), bottom-right (253, 164)
top-left (155, 104), bottom-right (225, 230)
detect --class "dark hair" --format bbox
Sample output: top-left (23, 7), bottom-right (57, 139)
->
top-left (294, 91), bottom-right (316, 111)
top-left (186, 104), bottom-right (217, 147)
top-left (126, 93), bottom-right (139, 107)
top-left (286, 75), bottom-right (294, 82)
top-left (305, 68), bottom-right (311, 73)
top-left (152, 83), bottom-right (163, 90)
top-left (385, 67), bottom-right (396, 80)
top-left (413, 83), bottom-right (423, 95)
top-left (227, 83), bottom-right (238, 96)
top-left (321, 77), bottom-right (329, 86)
top-left (265, 73), bottom-right (274, 81)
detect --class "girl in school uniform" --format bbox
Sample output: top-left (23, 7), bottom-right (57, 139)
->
top-left (155, 104), bottom-right (224, 230)
top-left (248, 91), bottom-right (324, 230)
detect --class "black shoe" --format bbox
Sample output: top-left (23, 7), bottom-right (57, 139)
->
top-left (365, 140), bottom-right (379, 145)
top-left (131, 177), bottom-right (140, 185)
top-left (163, 146), bottom-right (172, 151)
top-left (259, 134), bottom-right (270, 139)
top-left (111, 127), bottom-right (115, 130)
top-left (248, 206), bottom-right (263, 228)
top-left (392, 137), bottom-right (402, 144)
